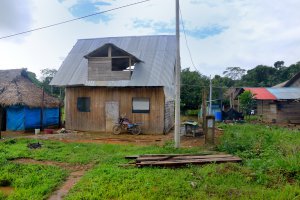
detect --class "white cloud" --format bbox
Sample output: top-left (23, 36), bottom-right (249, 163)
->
top-left (0, 0), bottom-right (300, 79)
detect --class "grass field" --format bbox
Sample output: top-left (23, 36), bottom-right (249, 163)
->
top-left (0, 123), bottom-right (300, 199)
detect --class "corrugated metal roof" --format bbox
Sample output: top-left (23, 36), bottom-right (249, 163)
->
top-left (267, 88), bottom-right (300, 100)
top-left (243, 87), bottom-right (300, 100)
top-left (245, 88), bottom-right (277, 100)
top-left (50, 35), bottom-right (176, 99)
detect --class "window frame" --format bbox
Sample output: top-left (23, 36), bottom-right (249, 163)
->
top-left (77, 97), bottom-right (91, 112)
top-left (132, 97), bottom-right (150, 114)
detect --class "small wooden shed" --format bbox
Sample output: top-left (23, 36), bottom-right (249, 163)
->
top-left (0, 69), bottom-right (60, 131)
top-left (51, 35), bottom-right (176, 134)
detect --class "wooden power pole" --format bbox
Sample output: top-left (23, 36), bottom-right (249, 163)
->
top-left (174, 0), bottom-right (181, 148)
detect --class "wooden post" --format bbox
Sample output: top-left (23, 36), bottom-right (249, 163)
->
top-left (174, 0), bottom-right (181, 148)
top-left (205, 115), bottom-right (215, 145)
top-left (129, 57), bottom-right (132, 75)
top-left (202, 90), bottom-right (207, 134)
top-left (40, 87), bottom-right (45, 130)
top-left (209, 76), bottom-right (212, 115)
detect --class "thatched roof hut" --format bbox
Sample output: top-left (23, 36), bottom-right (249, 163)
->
top-left (0, 69), bottom-right (60, 108)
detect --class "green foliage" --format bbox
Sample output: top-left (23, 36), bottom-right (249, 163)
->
top-left (0, 163), bottom-right (67, 200)
top-left (40, 68), bottom-right (64, 99)
top-left (181, 68), bottom-right (209, 111)
top-left (185, 109), bottom-right (199, 116)
top-left (239, 91), bottom-right (256, 116)
top-left (1, 128), bottom-right (300, 200)
top-left (218, 124), bottom-right (300, 186)
top-left (239, 61), bottom-right (300, 87)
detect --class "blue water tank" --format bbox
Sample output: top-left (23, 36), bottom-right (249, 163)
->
top-left (215, 111), bottom-right (222, 121)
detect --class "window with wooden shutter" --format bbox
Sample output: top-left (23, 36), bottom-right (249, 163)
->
top-left (132, 97), bottom-right (150, 113)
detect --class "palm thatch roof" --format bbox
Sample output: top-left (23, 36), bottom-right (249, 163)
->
top-left (0, 69), bottom-right (60, 108)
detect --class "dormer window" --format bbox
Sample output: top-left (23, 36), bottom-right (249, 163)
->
top-left (84, 43), bottom-right (142, 81)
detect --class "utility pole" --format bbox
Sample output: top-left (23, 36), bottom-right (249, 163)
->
top-left (209, 76), bottom-right (212, 115)
top-left (174, 0), bottom-right (181, 148)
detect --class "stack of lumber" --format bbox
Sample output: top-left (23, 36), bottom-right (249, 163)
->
top-left (125, 154), bottom-right (242, 167)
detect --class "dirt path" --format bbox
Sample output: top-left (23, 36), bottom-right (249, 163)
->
top-left (2, 128), bottom-right (224, 148)
top-left (12, 159), bottom-right (93, 200)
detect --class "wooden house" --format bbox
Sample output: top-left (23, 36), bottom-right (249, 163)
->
top-left (0, 69), bottom-right (60, 131)
top-left (233, 87), bottom-right (300, 123)
top-left (51, 35), bottom-right (176, 134)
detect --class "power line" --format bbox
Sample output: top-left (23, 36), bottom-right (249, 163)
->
top-left (179, 6), bottom-right (199, 74)
top-left (0, 0), bottom-right (151, 40)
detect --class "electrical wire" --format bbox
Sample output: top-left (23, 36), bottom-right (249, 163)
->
top-left (0, 0), bottom-right (151, 40)
top-left (179, 6), bottom-right (200, 74)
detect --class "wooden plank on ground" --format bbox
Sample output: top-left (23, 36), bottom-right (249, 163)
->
top-left (137, 156), bottom-right (242, 167)
top-left (136, 154), bottom-right (234, 163)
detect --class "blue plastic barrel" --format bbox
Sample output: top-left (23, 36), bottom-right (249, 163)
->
top-left (215, 111), bottom-right (222, 121)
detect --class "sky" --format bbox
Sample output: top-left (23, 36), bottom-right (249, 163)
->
top-left (0, 0), bottom-right (300, 79)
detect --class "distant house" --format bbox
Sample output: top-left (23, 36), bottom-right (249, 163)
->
top-left (273, 71), bottom-right (300, 87)
top-left (51, 35), bottom-right (176, 134)
top-left (0, 69), bottom-right (60, 131)
top-left (232, 87), bottom-right (300, 123)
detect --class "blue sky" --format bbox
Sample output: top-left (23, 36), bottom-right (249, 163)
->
top-left (67, 0), bottom-right (112, 23)
top-left (0, 0), bottom-right (300, 77)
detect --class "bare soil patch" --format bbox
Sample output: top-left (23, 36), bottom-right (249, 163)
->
top-left (2, 128), bottom-right (223, 148)
top-left (0, 186), bottom-right (14, 196)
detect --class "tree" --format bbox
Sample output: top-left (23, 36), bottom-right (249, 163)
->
top-left (274, 61), bottom-right (285, 70)
top-left (180, 68), bottom-right (209, 112)
top-left (241, 65), bottom-right (277, 87)
top-left (239, 90), bottom-right (256, 118)
top-left (40, 68), bottom-right (62, 98)
top-left (223, 67), bottom-right (246, 80)
top-left (40, 68), bottom-right (57, 85)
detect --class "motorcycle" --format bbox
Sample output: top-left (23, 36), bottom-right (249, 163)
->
top-left (112, 115), bottom-right (142, 135)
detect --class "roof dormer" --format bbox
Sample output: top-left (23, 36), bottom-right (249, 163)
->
top-left (84, 43), bottom-right (142, 81)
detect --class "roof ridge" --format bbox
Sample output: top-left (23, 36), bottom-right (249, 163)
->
top-left (78, 35), bottom-right (175, 41)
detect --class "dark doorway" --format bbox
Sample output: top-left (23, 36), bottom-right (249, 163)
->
top-left (0, 107), bottom-right (6, 131)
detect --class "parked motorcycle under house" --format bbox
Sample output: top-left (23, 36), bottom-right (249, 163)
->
top-left (112, 115), bottom-right (142, 135)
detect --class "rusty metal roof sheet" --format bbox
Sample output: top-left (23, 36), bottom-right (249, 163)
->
top-left (50, 35), bottom-right (176, 99)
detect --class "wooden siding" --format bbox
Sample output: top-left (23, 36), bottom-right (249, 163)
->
top-left (257, 100), bottom-right (300, 123)
top-left (164, 100), bottom-right (174, 133)
top-left (65, 87), bottom-right (165, 134)
top-left (88, 57), bottom-right (131, 81)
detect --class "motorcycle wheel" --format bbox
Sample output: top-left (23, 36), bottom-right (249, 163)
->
top-left (131, 126), bottom-right (141, 135)
top-left (112, 125), bottom-right (122, 135)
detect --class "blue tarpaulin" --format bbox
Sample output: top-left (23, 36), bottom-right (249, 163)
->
top-left (7, 106), bottom-right (25, 131)
top-left (6, 106), bottom-right (59, 131)
top-left (43, 108), bottom-right (59, 126)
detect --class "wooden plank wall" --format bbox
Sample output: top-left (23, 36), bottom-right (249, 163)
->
top-left (65, 87), bottom-right (165, 134)
top-left (88, 58), bottom-right (131, 81)
top-left (277, 101), bottom-right (300, 123)
top-left (164, 100), bottom-right (174, 133)
top-left (257, 100), bottom-right (300, 123)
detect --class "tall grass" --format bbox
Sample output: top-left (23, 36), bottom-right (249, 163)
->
top-left (217, 124), bottom-right (300, 185)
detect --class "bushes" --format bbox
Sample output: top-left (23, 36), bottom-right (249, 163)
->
top-left (217, 124), bottom-right (300, 185)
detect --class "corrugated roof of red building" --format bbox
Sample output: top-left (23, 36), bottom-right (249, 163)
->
top-left (244, 88), bottom-right (277, 100)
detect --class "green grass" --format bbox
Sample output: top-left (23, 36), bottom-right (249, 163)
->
top-left (0, 163), bottom-right (67, 200)
top-left (1, 124), bottom-right (300, 199)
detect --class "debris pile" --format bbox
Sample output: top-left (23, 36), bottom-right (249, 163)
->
top-left (27, 142), bottom-right (42, 149)
top-left (57, 128), bottom-right (69, 134)
top-left (125, 154), bottom-right (242, 167)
